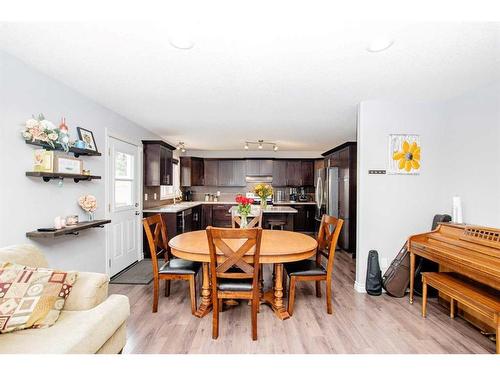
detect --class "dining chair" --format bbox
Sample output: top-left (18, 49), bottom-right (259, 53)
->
top-left (284, 214), bottom-right (343, 316)
top-left (206, 226), bottom-right (263, 340)
top-left (143, 214), bottom-right (201, 314)
top-left (231, 208), bottom-right (263, 228)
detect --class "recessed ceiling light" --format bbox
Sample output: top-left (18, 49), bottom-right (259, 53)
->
top-left (244, 142), bottom-right (249, 150)
top-left (168, 34), bottom-right (195, 50)
top-left (367, 38), bottom-right (394, 53)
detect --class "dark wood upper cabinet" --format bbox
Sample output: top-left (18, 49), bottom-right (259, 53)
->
top-left (143, 141), bottom-right (175, 186)
top-left (204, 159), bottom-right (219, 186)
top-left (300, 160), bottom-right (314, 186)
top-left (217, 160), bottom-right (233, 186)
top-left (286, 160), bottom-right (302, 186)
top-left (232, 160), bottom-right (247, 186)
top-left (180, 157), bottom-right (204, 186)
top-left (246, 159), bottom-right (273, 176)
top-left (272, 159), bottom-right (287, 186)
top-left (246, 159), bottom-right (261, 176)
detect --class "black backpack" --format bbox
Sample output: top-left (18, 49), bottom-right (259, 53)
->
top-left (365, 250), bottom-right (382, 296)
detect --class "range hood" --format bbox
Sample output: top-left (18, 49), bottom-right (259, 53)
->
top-left (245, 176), bottom-right (273, 183)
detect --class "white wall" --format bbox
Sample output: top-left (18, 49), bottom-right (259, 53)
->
top-left (0, 51), bottom-right (160, 273)
top-left (355, 83), bottom-right (500, 292)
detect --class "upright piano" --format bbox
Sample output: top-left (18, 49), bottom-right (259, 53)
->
top-left (408, 223), bottom-right (500, 330)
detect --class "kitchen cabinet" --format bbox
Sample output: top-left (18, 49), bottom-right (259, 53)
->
top-left (192, 205), bottom-right (202, 230)
top-left (218, 160), bottom-right (246, 187)
top-left (212, 204), bottom-right (232, 227)
top-left (300, 160), bottom-right (314, 186)
top-left (204, 159), bottom-right (219, 186)
top-left (322, 141), bottom-right (357, 254)
top-left (201, 204), bottom-right (213, 228)
top-left (286, 160), bottom-right (302, 186)
top-left (291, 205), bottom-right (316, 232)
top-left (272, 160), bottom-right (287, 186)
top-left (180, 157), bottom-right (204, 186)
top-left (246, 159), bottom-right (273, 176)
top-left (142, 141), bottom-right (175, 186)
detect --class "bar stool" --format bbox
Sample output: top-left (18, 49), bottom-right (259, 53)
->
top-left (269, 220), bottom-right (286, 230)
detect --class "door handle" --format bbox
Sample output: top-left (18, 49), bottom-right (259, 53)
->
top-left (135, 211), bottom-right (141, 216)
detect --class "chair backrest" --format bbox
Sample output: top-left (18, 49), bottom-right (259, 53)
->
top-left (206, 227), bottom-right (263, 291)
top-left (316, 214), bottom-right (344, 277)
top-left (143, 214), bottom-right (170, 275)
top-left (231, 208), bottom-right (263, 229)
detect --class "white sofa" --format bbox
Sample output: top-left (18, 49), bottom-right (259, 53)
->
top-left (0, 244), bottom-right (130, 354)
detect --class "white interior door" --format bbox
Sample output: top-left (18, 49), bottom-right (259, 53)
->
top-left (108, 136), bottom-right (140, 276)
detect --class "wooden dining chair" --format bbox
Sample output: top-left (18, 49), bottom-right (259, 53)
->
top-left (231, 208), bottom-right (263, 228)
top-left (206, 226), bottom-right (263, 340)
top-left (284, 214), bottom-right (343, 316)
top-left (143, 214), bottom-right (201, 314)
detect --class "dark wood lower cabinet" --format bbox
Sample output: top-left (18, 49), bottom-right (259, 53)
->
top-left (291, 205), bottom-right (316, 232)
top-left (211, 204), bottom-right (232, 228)
top-left (201, 204), bottom-right (213, 229)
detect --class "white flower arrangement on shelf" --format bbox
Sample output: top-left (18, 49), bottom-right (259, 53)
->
top-left (78, 195), bottom-right (97, 221)
top-left (21, 114), bottom-right (70, 151)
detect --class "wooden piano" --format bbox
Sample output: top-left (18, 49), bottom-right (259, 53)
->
top-left (408, 223), bottom-right (500, 332)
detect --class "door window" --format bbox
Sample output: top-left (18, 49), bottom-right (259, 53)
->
top-left (114, 151), bottom-right (134, 208)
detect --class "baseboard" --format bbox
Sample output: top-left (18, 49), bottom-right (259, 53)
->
top-left (354, 280), bottom-right (366, 293)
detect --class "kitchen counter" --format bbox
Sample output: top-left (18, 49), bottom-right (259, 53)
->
top-left (143, 200), bottom-right (315, 214)
top-left (229, 206), bottom-right (298, 215)
top-left (274, 201), bottom-right (316, 205)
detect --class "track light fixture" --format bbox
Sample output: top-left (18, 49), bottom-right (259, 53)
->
top-left (244, 140), bottom-right (278, 152)
top-left (176, 142), bottom-right (186, 153)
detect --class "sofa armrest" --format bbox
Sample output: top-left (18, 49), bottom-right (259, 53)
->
top-left (64, 271), bottom-right (110, 311)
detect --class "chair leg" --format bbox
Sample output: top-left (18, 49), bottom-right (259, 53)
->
top-left (251, 295), bottom-right (258, 341)
top-left (212, 297), bottom-right (219, 339)
top-left (189, 276), bottom-right (197, 315)
top-left (153, 277), bottom-right (159, 313)
top-left (287, 276), bottom-right (296, 316)
top-left (316, 280), bottom-right (322, 298)
top-left (164, 280), bottom-right (170, 297)
top-left (326, 280), bottom-right (332, 314)
top-left (422, 280), bottom-right (428, 318)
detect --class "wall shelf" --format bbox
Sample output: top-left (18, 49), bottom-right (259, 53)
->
top-left (26, 171), bottom-right (101, 183)
top-left (26, 219), bottom-right (111, 239)
top-left (25, 139), bottom-right (101, 157)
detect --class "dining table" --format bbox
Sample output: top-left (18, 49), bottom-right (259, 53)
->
top-left (168, 229), bottom-right (318, 320)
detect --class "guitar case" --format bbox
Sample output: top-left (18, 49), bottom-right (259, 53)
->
top-left (382, 214), bottom-right (452, 298)
top-left (365, 250), bottom-right (382, 295)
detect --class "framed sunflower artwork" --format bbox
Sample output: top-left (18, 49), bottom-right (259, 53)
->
top-left (388, 134), bottom-right (421, 175)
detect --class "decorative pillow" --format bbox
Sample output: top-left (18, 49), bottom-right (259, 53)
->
top-left (0, 262), bottom-right (77, 333)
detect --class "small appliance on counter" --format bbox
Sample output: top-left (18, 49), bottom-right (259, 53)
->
top-left (183, 189), bottom-right (193, 201)
top-left (275, 190), bottom-right (285, 203)
top-left (298, 187), bottom-right (309, 202)
top-left (289, 188), bottom-right (297, 203)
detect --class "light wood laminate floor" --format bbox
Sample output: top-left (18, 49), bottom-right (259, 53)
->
top-left (109, 251), bottom-right (496, 354)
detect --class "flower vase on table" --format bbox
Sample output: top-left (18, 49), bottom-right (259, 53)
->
top-left (254, 183), bottom-right (273, 211)
top-left (235, 195), bottom-right (253, 229)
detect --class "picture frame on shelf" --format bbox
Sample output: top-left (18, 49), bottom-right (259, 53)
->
top-left (76, 127), bottom-right (98, 152)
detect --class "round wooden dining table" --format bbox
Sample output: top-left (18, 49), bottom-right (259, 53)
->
top-left (168, 229), bottom-right (318, 320)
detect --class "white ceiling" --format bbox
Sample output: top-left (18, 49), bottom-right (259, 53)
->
top-left (0, 19), bottom-right (498, 151)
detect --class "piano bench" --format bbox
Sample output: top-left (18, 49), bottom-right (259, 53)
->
top-left (421, 272), bottom-right (500, 354)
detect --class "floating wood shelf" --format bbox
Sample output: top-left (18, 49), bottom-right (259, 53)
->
top-left (25, 139), bottom-right (101, 157)
top-left (26, 171), bottom-right (101, 183)
top-left (26, 219), bottom-right (111, 238)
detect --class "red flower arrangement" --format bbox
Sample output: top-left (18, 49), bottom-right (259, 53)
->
top-left (235, 194), bottom-right (254, 217)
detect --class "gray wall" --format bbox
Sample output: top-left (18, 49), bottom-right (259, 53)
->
top-left (355, 82), bottom-right (500, 292)
top-left (0, 51), bottom-right (160, 273)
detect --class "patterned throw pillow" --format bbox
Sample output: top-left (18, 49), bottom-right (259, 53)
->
top-left (0, 262), bottom-right (77, 333)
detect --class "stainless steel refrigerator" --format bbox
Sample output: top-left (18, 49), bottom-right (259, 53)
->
top-left (315, 166), bottom-right (339, 223)
top-left (315, 166), bottom-right (350, 250)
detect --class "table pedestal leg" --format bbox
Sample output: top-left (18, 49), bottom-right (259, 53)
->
top-left (263, 263), bottom-right (290, 320)
top-left (194, 262), bottom-right (212, 318)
